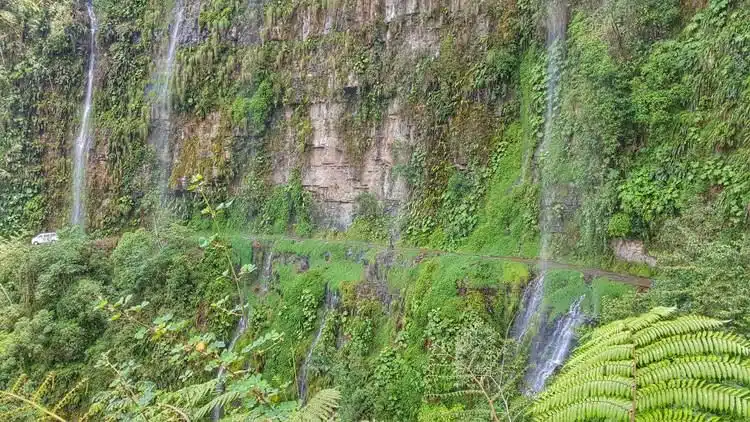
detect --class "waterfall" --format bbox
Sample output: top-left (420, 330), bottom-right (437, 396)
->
top-left (212, 247), bottom-right (274, 421)
top-left (538, 0), bottom-right (568, 260)
top-left (71, 1), bottom-right (97, 227)
top-left (150, 0), bottom-right (184, 201)
top-left (260, 250), bottom-right (274, 294)
top-left (298, 285), bottom-right (340, 403)
top-left (513, 0), bottom-right (568, 343)
top-left (525, 296), bottom-right (585, 394)
top-left (511, 275), bottom-right (545, 340)
top-left (512, 0), bottom-right (578, 394)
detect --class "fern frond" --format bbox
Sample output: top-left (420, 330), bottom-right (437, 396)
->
top-left (636, 408), bottom-right (721, 422)
top-left (566, 331), bottom-right (633, 369)
top-left (583, 308), bottom-right (674, 342)
top-left (164, 379), bottom-right (218, 408)
top-left (559, 344), bottom-right (633, 374)
top-left (0, 406), bottom-right (27, 421)
top-left (449, 408), bottom-right (492, 419)
top-left (637, 379), bottom-right (750, 417)
top-left (424, 390), bottom-right (486, 399)
top-left (532, 308), bottom-right (750, 421)
top-left (540, 373), bottom-right (633, 400)
top-left (32, 372), bottom-right (55, 403)
top-left (80, 401), bottom-right (104, 422)
top-left (52, 377), bottom-right (88, 413)
top-left (0, 390), bottom-right (67, 422)
top-left (554, 360), bottom-right (633, 385)
top-left (193, 390), bottom-right (243, 419)
top-left (532, 377), bottom-right (633, 414)
top-left (626, 307), bottom-right (677, 332)
top-left (582, 319), bottom-right (630, 343)
top-left (291, 388), bottom-right (340, 422)
top-left (633, 316), bottom-right (726, 346)
top-left (638, 357), bottom-right (750, 386)
top-left (532, 397), bottom-right (631, 422)
top-left (637, 331), bottom-right (750, 366)
top-left (8, 374), bottom-right (28, 395)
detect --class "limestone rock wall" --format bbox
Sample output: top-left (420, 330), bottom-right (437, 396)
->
top-left (162, 0), bottom-right (509, 229)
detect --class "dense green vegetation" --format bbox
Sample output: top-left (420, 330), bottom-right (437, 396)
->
top-left (0, 225), bottom-right (539, 420)
top-left (3, 0), bottom-right (750, 420)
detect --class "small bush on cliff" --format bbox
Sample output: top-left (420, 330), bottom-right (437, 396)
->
top-left (231, 79), bottom-right (276, 135)
top-left (347, 193), bottom-right (389, 242)
top-left (607, 213), bottom-right (632, 238)
top-left (256, 170), bottom-right (313, 236)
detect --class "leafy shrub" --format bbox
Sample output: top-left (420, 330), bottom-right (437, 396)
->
top-left (231, 79), bottom-right (275, 134)
top-left (347, 193), bottom-right (388, 242)
top-left (607, 213), bottom-right (632, 238)
top-left (618, 167), bottom-right (682, 226)
top-left (256, 170), bottom-right (313, 236)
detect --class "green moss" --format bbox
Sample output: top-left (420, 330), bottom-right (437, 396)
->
top-left (542, 270), bottom-right (637, 319)
top-left (542, 270), bottom-right (588, 319)
top-left (502, 261), bottom-right (531, 285)
top-left (463, 124), bottom-right (539, 257)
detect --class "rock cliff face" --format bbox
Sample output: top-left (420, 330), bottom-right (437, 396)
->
top-left (1, 0), bottom-right (533, 237)
top-left (270, 100), bottom-right (412, 228)
top-left (135, 0), bottom-right (522, 230)
top-left (9, 0), bottom-right (730, 264)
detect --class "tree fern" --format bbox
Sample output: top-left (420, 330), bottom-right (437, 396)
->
top-left (638, 380), bottom-right (750, 416)
top-left (290, 388), bottom-right (341, 422)
top-left (637, 331), bottom-right (750, 366)
top-left (633, 316), bottom-right (727, 346)
top-left (531, 308), bottom-right (750, 421)
top-left (636, 408), bottom-right (721, 422)
top-left (194, 390), bottom-right (244, 419)
top-left (638, 356), bottom-right (750, 386)
top-left (533, 398), bottom-right (631, 421)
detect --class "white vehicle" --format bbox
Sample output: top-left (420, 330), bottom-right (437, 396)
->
top-left (31, 232), bottom-right (58, 245)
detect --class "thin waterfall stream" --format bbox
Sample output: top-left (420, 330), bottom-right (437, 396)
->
top-left (297, 284), bottom-right (340, 403)
top-left (511, 275), bottom-right (545, 340)
top-left (151, 0), bottom-right (184, 202)
top-left (525, 296), bottom-right (585, 394)
top-left (512, 0), bottom-right (583, 395)
top-left (71, 0), bottom-right (97, 227)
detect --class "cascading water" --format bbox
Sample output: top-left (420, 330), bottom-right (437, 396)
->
top-left (71, 1), bottom-right (97, 227)
top-left (212, 248), bottom-right (274, 421)
top-left (150, 0), bottom-right (184, 201)
top-left (512, 0), bottom-right (582, 394)
top-left (538, 0), bottom-right (568, 260)
top-left (513, 0), bottom-right (568, 344)
top-left (298, 285), bottom-right (340, 403)
top-left (525, 296), bottom-right (585, 394)
top-left (212, 313), bottom-right (247, 406)
top-left (511, 275), bottom-right (545, 340)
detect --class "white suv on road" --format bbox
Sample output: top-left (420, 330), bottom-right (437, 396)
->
top-left (31, 232), bottom-right (58, 245)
